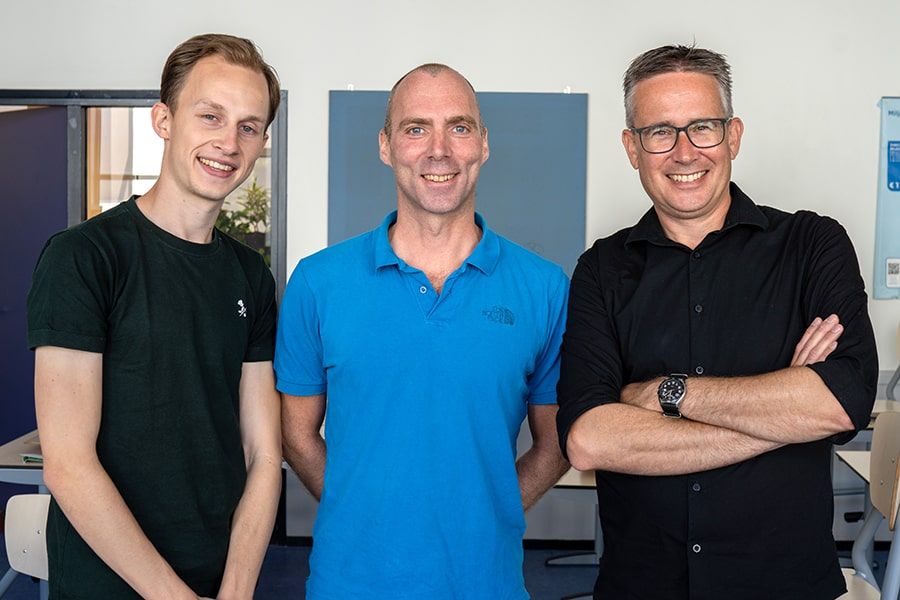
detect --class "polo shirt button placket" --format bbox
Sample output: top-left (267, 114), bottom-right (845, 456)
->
top-left (692, 543), bottom-right (702, 554)
top-left (419, 285), bottom-right (427, 294)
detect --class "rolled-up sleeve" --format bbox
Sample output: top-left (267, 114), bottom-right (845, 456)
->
top-left (556, 245), bottom-right (624, 460)
top-left (802, 217), bottom-right (878, 441)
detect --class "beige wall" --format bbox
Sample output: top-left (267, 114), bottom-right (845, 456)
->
top-left (3, 0), bottom-right (899, 369)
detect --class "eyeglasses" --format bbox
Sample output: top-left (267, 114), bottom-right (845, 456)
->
top-left (631, 118), bottom-right (731, 154)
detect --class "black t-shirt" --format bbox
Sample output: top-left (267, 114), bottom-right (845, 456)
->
top-left (27, 197), bottom-right (276, 598)
top-left (556, 183), bottom-right (877, 600)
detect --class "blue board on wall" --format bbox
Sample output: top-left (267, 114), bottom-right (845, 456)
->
top-left (874, 97), bottom-right (900, 299)
top-left (328, 90), bottom-right (587, 276)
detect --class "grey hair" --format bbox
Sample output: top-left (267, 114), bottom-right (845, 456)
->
top-left (382, 63), bottom-right (485, 139)
top-left (623, 44), bottom-right (733, 128)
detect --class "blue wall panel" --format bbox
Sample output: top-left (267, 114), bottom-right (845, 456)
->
top-left (328, 91), bottom-right (587, 276)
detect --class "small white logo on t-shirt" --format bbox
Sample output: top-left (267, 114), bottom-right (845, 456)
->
top-left (237, 299), bottom-right (247, 318)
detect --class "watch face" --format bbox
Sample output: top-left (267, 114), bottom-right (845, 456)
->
top-left (659, 378), bottom-right (685, 404)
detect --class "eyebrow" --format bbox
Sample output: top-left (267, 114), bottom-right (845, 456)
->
top-left (396, 115), bottom-right (479, 130)
top-left (194, 99), bottom-right (265, 125)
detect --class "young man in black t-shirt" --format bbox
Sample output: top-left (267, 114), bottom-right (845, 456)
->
top-left (27, 34), bottom-right (282, 600)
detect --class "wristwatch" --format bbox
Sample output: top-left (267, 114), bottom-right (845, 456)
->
top-left (657, 374), bottom-right (688, 418)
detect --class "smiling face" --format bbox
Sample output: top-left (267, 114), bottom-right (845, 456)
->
top-left (151, 54), bottom-right (269, 204)
top-left (622, 71), bottom-right (743, 230)
top-left (378, 68), bottom-right (489, 218)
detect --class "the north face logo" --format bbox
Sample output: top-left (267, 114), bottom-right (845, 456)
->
top-left (482, 305), bottom-right (515, 325)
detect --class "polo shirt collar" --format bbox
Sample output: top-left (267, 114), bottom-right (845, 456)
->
top-left (372, 211), bottom-right (500, 275)
top-left (624, 181), bottom-right (769, 247)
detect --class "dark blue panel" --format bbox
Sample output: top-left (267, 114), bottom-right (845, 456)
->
top-left (328, 91), bottom-right (586, 275)
top-left (0, 107), bottom-right (68, 504)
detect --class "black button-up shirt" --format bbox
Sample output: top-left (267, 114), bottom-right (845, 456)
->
top-left (557, 183), bottom-right (878, 600)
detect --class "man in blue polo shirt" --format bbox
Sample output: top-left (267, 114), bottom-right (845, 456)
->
top-left (275, 63), bottom-right (570, 599)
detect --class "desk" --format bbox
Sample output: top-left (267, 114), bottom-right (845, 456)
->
top-left (0, 431), bottom-right (46, 600)
top-left (837, 450), bottom-right (871, 484)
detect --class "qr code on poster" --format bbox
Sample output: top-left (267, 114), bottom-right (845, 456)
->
top-left (887, 259), bottom-right (900, 288)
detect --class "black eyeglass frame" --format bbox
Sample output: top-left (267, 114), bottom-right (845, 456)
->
top-left (630, 117), bottom-right (733, 154)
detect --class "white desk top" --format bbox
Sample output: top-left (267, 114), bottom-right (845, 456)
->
top-left (836, 450), bottom-right (871, 484)
top-left (556, 467), bottom-right (595, 488)
top-left (0, 430), bottom-right (44, 487)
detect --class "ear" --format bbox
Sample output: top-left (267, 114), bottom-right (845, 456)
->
top-left (726, 117), bottom-right (744, 160)
top-left (151, 102), bottom-right (171, 141)
top-left (622, 128), bottom-right (640, 170)
top-left (378, 128), bottom-right (392, 167)
top-left (480, 127), bottom-right (490, 164)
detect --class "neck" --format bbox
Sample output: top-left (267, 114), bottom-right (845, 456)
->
top-left (135, 181), bottom-right (222, 244)
top-left (657, 198), bottom-right (731, 250)
top-left (389, 207), bottom-right (482, 292)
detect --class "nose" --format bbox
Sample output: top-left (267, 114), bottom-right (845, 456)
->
top-left (428, 129), bottom-right (449, 160)
top-left (671, 129), bottom-right (698, 163)
top-left (214, 127), bottom-right (240, 155)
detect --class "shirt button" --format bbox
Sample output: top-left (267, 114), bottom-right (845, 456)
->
top-left (419, 286), bottom-right (427, 294)
top-left (694, 365), bottom-right (704, 375)
top-left (694, 304), bottom-right (703, 313)
top-left (692, 251), bottom-right (701, 259)
top-left (692, 482), bottom-right (701, 492)
top-left (692, 544), bottom-right (702, 553)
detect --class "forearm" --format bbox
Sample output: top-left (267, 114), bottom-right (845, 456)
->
top-left (283, 433), bottom-right (326, 501)
top-left (681, 367), bottom-right (853, 443)
top-left (516, 444), bottom-right (569, 511)
top-left (217, 455), bottom-right (282, 600)
top-left (566, 403), bottom-right (783, 476)
top-left (45, 458), bottom-right (196, 600)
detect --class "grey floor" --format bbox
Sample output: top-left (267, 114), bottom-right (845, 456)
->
top-left (0, 541), bottom-right (889, 599)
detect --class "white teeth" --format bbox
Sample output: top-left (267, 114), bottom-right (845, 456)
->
top-left (199, 157), bottom-right (235, 172)
top-left (669, 171), bottom-right (705, 183)
top-left (422, 174), bottom-right (455, 182)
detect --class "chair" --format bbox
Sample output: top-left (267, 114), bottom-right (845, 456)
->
top-left (3, 494), bottom-right (50, 581)
top-left (840, 411), bottom-right (900, 599)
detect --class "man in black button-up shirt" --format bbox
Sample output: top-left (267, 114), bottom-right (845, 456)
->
top-left (556, 45), bottom-right (878, 600)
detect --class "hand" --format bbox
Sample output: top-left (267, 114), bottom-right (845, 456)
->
top-left (791, 314), bottom-right (842, 367)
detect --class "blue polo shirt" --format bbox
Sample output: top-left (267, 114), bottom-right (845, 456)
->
top-left (275, 211), bottom-right (568, 600)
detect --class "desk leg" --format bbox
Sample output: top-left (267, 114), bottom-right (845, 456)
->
top-left (850, 504), bottom-right (881, 590)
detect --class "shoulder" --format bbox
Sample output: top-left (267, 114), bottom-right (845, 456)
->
top-left (217, 230), bottom-right (272, 273)
top-left (294, 229), bottom-right (376, 282)
top-left (578, 226), bottom-right (635, 273)
top-left (38, 202), bottom-right (137, 266)
top-left (758, 205), bottom-right (851, 245)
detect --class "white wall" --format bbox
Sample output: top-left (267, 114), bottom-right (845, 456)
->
top-left (5, 0), bottom-right (898, 543)
top-left (4, 0), bottom-right (898, 366)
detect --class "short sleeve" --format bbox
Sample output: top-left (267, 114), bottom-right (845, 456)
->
top-left (801, 217), bottom-right (878, 442)
top-left (555, 247), bottom-right (624, 460)
top-left (27, 231), bottom-right (110, 353)
top-left (274, 261), bottom-right (326, 396)
top-left (525, 270), bottom-right (569, 405)
top-left (243, 255), bottom-right (277, 363)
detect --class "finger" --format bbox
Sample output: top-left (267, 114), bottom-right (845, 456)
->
top-left (792, 317), bottom-right (823, 365)
top-left (796, 315), bottom-right (842, 365)
top-left (799, 317), bottom-right (839, 364)
top-left (806, 324), bottom-right (843, 363)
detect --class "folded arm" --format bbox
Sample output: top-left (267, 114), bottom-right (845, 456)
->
top-left (621, 315), bottom-right (853, 444)
top-left (36, 346), bottom-right (201, 600)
